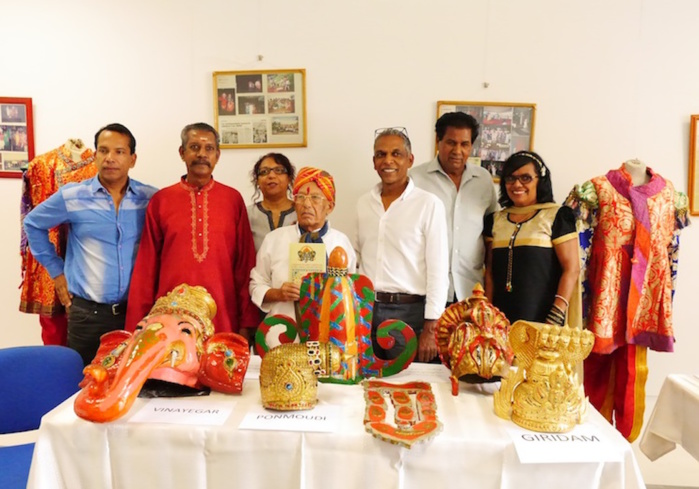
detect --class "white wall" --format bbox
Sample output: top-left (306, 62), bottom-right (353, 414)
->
top-left (1, 0), bottom-right (698, 397)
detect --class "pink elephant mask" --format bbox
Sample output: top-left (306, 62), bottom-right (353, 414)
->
top-left (74, 284), bottom-right (250, 423)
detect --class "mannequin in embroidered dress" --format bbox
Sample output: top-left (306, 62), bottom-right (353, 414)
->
top-left (20, 138), bottom-right (98, 346)
top-left (484, 151), bottom-right (580, 327)
top-left (247, 153), bottom-right (297, 252)
top-left (563, 161), bottom-right (690, 442)
top-left (623, 159), bottom-right (651, 186)
top-left (250, 167), bottom-right (356, 320)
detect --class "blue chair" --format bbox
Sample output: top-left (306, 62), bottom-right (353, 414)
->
top-left (0, 345), bottom-right (84, 488)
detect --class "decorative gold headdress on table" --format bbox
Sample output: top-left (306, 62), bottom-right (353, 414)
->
top-left (259, 342), bottom-right (341, 411)
top-left (147, 284), bottom-right (217, 339)
top-left (494, 320), bottom-right (595, 433)
top-left (436, 284), bottom-right (513, 395)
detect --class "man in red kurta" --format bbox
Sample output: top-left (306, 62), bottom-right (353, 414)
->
top-left (125, 123), bottom-right (258, 339)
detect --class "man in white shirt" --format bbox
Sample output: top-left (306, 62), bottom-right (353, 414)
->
top-left (410, 112), bottom-right (498, 303)
top-left (355, 128), bottom-right (449, 363)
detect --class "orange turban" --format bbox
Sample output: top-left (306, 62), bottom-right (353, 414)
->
top-left (292, 167), bottom-right (335, 203)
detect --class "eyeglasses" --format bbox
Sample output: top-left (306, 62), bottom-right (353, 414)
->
top-left (504, 174), bottom-right (538, 185)
top-left (294, 194), bottom-right (326, 205)
top-left (374, 127), bottom-right (409, 139)
top-left (257, 167), bottom-right (288, 177)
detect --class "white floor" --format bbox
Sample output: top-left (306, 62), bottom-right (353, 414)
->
top-left (632, 395), bottom-right (699, 488)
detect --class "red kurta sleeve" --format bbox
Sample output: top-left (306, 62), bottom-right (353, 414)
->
top-left (233, 196), bottom-right (260, 329)
top-left (125, 195), bottom-right (163, 331)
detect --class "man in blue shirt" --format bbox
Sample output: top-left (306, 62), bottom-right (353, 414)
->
top-left (24, 123), bottom-right (157, 365)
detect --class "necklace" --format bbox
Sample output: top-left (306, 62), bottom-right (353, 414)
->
top-left (506, 222), bottom-right (523, 292)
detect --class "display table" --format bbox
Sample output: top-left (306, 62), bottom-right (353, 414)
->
top-left (640, 374), bottom-right (699, 462)
top-left (28, 358), bottom-right (645, 489)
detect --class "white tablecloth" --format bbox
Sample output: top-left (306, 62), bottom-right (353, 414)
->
top-left (640, 374), bottom-right (699, 462)
top-left (28, 358), bottom-right (645, 489)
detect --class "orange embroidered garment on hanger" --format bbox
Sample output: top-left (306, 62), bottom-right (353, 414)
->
top-left (20, 142), bottom-right (96, 315)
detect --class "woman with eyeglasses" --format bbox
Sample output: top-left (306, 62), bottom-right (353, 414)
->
top-left (247, 153), bottom-right (297, 252)
top-left (483, 151), bottom-right (580, 327)
top-left (249, 167), bottom-right (356, 321)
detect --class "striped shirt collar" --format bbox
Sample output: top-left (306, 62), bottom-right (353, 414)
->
top-left (426, 155), bottom-right (481, 182)
top-left (88, 175), bottom-right (143, 196)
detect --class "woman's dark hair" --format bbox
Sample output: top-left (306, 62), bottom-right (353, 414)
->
top-left (498, 150), bottom-right (554, 207)
top-left (250, 152), bottom-right (296, 202)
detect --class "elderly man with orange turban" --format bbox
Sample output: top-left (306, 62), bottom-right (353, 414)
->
top-left (250, 166), bottom-right (357, 320)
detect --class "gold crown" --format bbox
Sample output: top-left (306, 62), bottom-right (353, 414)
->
top-left (494, 321), bottom-right (595, 433)
top-left (147, 284), bottom-right (217, 339)
top-left (259, 342), bottom-right (341, 411)
top-left (436, 284), bottom-right (513, 393)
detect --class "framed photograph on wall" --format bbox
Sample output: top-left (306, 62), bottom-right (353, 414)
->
top-left (436, 101), bottom-right (536, 181)
top-left (0, 97), bottom-right (34, 178)
top-left (688, 114), bottom-right (699, 215)
top-left (213, 69), bottom-right (307, 149)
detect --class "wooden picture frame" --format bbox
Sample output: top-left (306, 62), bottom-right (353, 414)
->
top-left (0, 97), bottom-right (34, 178)
top-left (688, 115), bottom-right (699, 215)
top-left (436, 101), bottom-right (536, 181)
top-left (213, 69), bottom-right (307, 149)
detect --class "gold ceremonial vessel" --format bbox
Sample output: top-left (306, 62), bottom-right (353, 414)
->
top-left (494, 320), bottom-right (594, 433)
top-left (259, 341), bottom-right (341, 411)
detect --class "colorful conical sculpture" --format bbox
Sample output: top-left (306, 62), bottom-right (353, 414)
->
top-left (256, 246), bottom-right (417, 383)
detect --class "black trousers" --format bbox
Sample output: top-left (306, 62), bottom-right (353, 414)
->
top-left (67, 296), bottom-right (127, 366)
